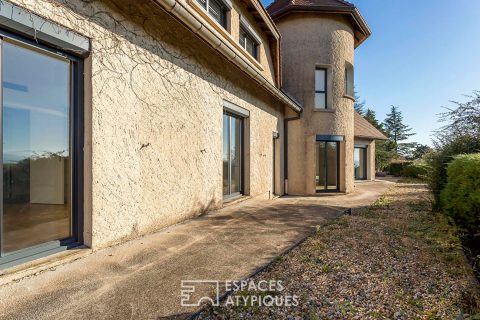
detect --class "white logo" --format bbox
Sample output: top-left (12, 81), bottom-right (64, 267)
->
top-left (180, 280), bottom-right (220, 307)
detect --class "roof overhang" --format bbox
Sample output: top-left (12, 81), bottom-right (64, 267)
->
top-left (269, 5), bottom-right (371, 48)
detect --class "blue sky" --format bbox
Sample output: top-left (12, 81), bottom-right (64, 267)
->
top-left (263, 0), bottom-right (480, 145)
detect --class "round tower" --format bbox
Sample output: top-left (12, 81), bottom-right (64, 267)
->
top-left (268, 0), bottom-right (371, 194)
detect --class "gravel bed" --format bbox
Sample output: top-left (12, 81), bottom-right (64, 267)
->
top-left (197, 182), bottom-right (480, 319)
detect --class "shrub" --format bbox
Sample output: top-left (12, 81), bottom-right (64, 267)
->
top-left (425, 135), bottom-right (480, 207)
top-left (441, 154), bottom-right (480, 234)
top-left (388, 161), bottom-right (412, 177)
top-left (402, 162), bottom-right (428, 179)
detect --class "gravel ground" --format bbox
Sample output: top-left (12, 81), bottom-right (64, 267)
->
top-left (197, 182), bottom-right (480, 319)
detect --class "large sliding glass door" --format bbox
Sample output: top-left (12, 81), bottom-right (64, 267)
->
top-left (223, 112), bottom-right (243, 198)
top-left (316, 140), bottom-right (340, 192)
top-left (0, 34), bottom-right (82, 265)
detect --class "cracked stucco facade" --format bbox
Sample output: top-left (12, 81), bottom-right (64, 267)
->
top-left (8, 0), bottom-right (287, 248)
top-left (276, 13), bottom-right (356, 194)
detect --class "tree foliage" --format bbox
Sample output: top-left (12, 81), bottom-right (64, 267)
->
top-left (364, 108), bottom-right (384, 132)
top-left (382, 106), bottom-right (415, 156)
top-left (354, 91), bottom-right (366, 116)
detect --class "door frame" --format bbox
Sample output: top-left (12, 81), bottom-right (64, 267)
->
top-left (354, 145), bottom-right (368, 180)
top-left (315, 135), bottom-right (343, 193)
top-left (0, 29), bottom-right (84, 269)
top-left (222, 110), bottom-right (245, 200)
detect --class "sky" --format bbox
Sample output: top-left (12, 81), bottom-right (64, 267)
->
top-left (262, 0), bottom-right (480, 145)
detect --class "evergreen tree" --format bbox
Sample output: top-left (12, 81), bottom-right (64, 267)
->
top-left (354, 91), bottom-right (366, 116)
top-left (383, 105), bottom-right (415, 156)
top-left (364, 108), bottom-right (384, 132)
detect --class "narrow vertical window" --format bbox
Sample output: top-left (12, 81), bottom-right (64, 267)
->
top-left (345, 62), bottom-right (354, 97)
top-left (315, 68), bottom-right (327, 109)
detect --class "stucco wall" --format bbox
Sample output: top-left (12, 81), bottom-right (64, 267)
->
top-left (9, 0), bottom-right (286, 248)
top-left (182, 0), bottom-right (277, 84)
top-left (276, 13), bottom-right (355, 194)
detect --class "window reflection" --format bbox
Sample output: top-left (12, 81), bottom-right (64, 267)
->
top-left (2, 39), bottom-right (71, 253)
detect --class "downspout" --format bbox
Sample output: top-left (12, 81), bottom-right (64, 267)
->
top-left (284, 114), bottom-right (300, 195)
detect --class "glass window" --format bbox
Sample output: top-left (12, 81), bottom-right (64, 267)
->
top-left (197, 0), bottom-right (227, 28)
top-left (223, 112), bottom-right (243, 197)
top-left (345, 63), bottom-right (354, 97)
top-left (1, 39), bottom-right (73, 254)
top-left (239, 27), bottom-right (258, 60)
top-left (315, 69), bottom-right (327, 109)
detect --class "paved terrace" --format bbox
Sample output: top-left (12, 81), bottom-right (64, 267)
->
top-left (0, 180), bottom-right (393, 319)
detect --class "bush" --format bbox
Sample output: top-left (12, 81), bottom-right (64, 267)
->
top-left (402, 163), bottom-right (428, 179)
top-left (441, 154), bottom-right (480, 234)
top-left (388, 161), bottom-right (412, 177)
top-left (425, 135), bottom-right (480, 207)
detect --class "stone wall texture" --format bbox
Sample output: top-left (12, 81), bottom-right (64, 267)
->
top-left (276, 13), bottom-right (356, 194)
top-left (9, 0), bottom-right (286, 248)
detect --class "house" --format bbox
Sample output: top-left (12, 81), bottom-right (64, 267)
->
top-left (267, 0), bottom-right (386, 194)
top-left (0, 0), bottom-right (384, 269)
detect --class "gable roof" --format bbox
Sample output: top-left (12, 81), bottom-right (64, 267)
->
top-left (266, 0), bottom-right (371, 48)
top-left (354, 112), bottom-right (388, 140)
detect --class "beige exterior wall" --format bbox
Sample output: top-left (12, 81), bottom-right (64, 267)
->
top-left (9, 0), bottom-right (287, 248)
top-left (183, 0), bottom-right (277, 84)
top-left (276, 13), bottom-right (355, 194)
top-left (354, 138), bottom-right (376, 181)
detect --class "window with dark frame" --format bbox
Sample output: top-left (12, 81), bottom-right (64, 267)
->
top-left (0, 30), bottom-right (84, 268)
top-left (197, 0), bottom-right (228, 28)
top-left (239, 26), bottom-right (259, 60)
top-left (315, 68), bottom-right (327, 109)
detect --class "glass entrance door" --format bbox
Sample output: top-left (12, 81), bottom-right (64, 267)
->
top-left (354, 147), bottom-right (367, 180)
top-left (0, 36), bottom-right (78, 259)
top-left (316, 141), bottom-right (339, 192)
top-left (223, 112), bottom-right (243, 198)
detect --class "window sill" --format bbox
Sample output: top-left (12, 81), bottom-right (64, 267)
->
top-left (313, 108), bottom-right (334, 113)
top-left (343, 94), bottom-right (355, 102)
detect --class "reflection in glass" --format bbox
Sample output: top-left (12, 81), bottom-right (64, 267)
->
top-left (231, 117), bottom-right (242, 193)
top-left (2, 39), bottom-right (71, 253)
top-left (222, 113), bottom-right (243, 197)
top-left (326, 142), bottom-right (338, 189)
top-left (315, 142), bottom-right (325, 191)
top-left (223, 115), bottom-right (229, 195)
top-left (316, 141), bottom-right (338, 192)
top-left (354, 147), bottom-right (367, 180)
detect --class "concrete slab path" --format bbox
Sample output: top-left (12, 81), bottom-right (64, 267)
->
top-left (0, 180), bottom-right (393, 320)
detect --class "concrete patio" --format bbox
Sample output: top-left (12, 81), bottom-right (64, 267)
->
top-left (0, 179), bottom-right (393, 320)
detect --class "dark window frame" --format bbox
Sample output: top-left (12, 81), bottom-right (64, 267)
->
top-left (354, 146), bottom-right (368, 180)
top-left (239, 26), bottom-right (259, 60)
top-left (315, 68), bottom-right (327, 109)
top-left (0, 28), bottom-right (84, 269)
top-left (223, 110), bottom-right (245, 200)
top-left (315, 137), bottom-right (341, 193)
top-left (197, 0), bottom-right (228, 28)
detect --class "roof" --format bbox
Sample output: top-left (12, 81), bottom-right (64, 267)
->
top-left (354, 112), bottom-right (388, 140)
top-left (266, 0), bottom-right (371, 47)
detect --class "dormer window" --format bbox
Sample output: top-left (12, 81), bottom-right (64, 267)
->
top-left (239, 17), bottom-right (261, 60)
top-left (197, 0), bottom-right (228, 28)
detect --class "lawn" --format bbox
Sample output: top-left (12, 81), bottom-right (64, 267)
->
top-left (198, 182), bottom-right (480, 319)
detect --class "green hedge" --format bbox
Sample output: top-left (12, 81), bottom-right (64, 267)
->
top-left (388, 161), bottom-right (412, 177)
top-left (402, 163), bottom-right (428, 179)
top-left (441, 154), bottom-right (480, 234)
